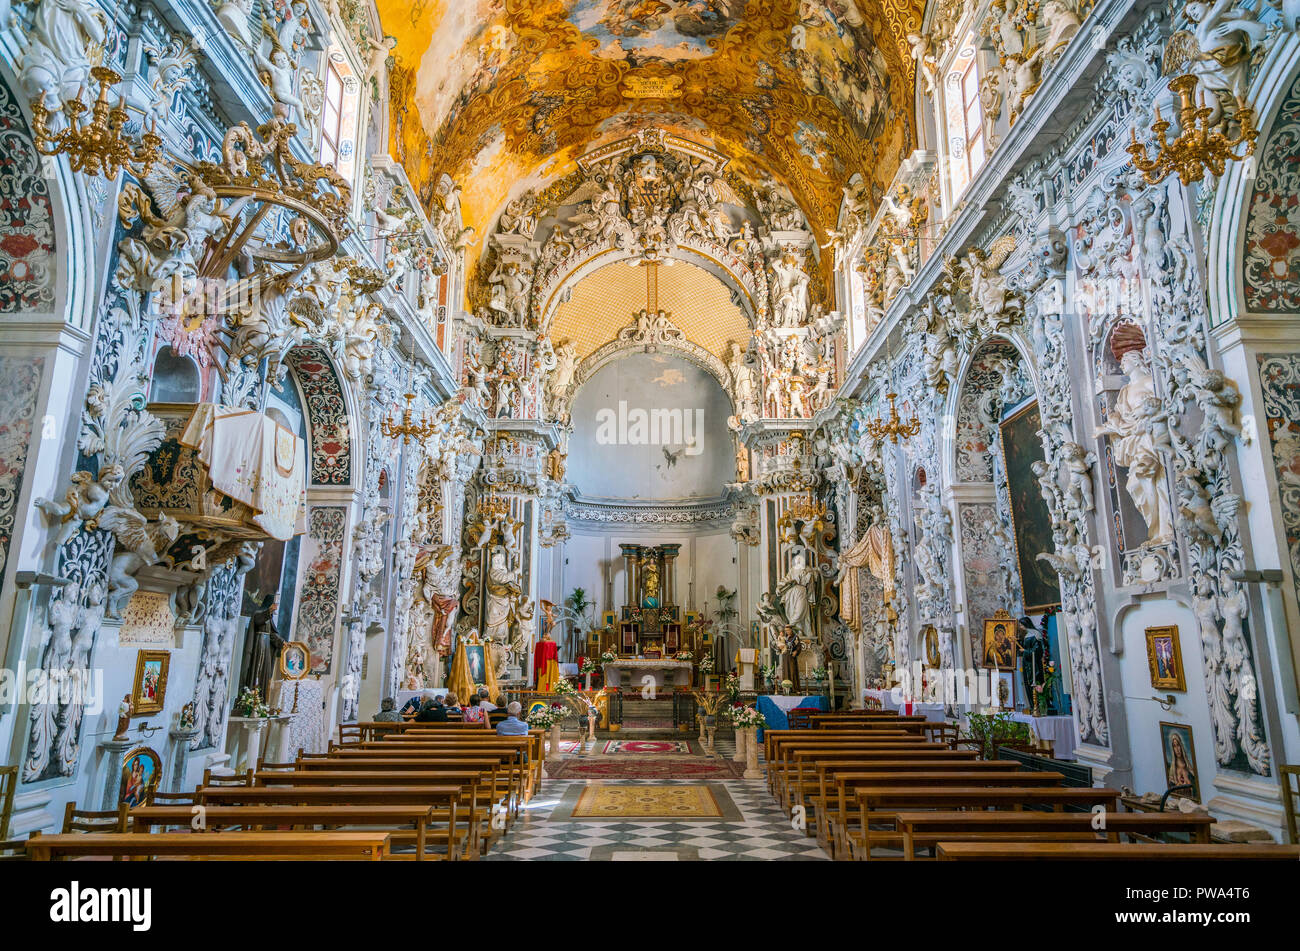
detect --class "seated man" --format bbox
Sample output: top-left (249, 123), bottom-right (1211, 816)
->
top-left (495, 701), bottom-right (529, 736)
top-left (373, 697), bottom-right (404, 722)
top-left (478, 688), bottom-right (498, 712)
top-left (415, 690), bottom-right (448, 723)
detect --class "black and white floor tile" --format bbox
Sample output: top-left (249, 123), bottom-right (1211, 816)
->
top-left (485, 774), bottom-right (827, 861)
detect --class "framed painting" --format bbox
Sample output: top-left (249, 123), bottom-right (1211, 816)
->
top-left (923, 625), bottom-right (940, 668)
top-left (1159, 722), bottom-right (1200, 801)
top-left (464, 643), bottom-right (487, 685)
top-left (981, 614), bottom-right (1019, 670)
top-left (131, 650), bottom-right (169, 716)
top-left (999, 402), bottom-right (1063, 612)
top-left (119, 746), bottom-right (161, 807)
top-left (1145, 626), bottom-right (1186, 691)
top-left (994, 670), bottom-right (1017, 710)
top-left (279, 641), bottom-right (310, 680)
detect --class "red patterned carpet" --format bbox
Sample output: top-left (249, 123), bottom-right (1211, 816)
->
top-left (602, 740), bottom-right (692, 755)
top-left (544, 757), bottom-right (746, 779)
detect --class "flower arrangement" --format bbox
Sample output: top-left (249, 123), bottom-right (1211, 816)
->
top-left (579, 656), bottom-right (599, 675)
top-left (698, 654), bottom-right (715, 673)
top-left (526, 703), bottom-right (569, 728)
top-left (1033, 662), bottom-right (1059, 716)
top-left (812, 666), bottom-right (828, 682)
top-left (600, 650), bottom-right (618, 664)
top-left (675, 650), bottom-right (693, 661)
top-left (780, 678), bottom-right (793, 695)
top-left (233, 686), bottom-right (269, 718)
top-left (553, 678), bottom-right (577, 696)
top-left (727, 704), bottom-right (766, 729)
top-left (760, 664), bottom-right (775, 683)
top-left (723, 671), bottom-right (740, 700)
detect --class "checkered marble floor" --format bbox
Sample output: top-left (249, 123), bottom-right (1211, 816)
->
top-left (485, 768), bottom-right (828, 861)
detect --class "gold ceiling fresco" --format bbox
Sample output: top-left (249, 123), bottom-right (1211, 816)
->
top-left (550, 259), bottom-right (751, 361)
top-left (378, 0), bottom-right (923, 267)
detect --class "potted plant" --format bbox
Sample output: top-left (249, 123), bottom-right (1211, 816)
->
top-left (963, 711), bottom-right (1033, 759)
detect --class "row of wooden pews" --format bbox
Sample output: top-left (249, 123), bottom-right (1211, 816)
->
top-left (765, 710), bottom-right (1300, 861)
top-left (12, 721), bottom-right (546, 861)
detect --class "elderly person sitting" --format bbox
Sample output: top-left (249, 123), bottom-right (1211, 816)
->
top-left (373, 697), bottom-right (404, 722)
top-left (495, 701), bottom-right (529, 736)
top-left (414, 689), bottom-right (448, 723)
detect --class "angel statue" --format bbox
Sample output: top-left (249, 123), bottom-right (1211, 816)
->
top-left (34, 465), bottom-right (125, 552)
top-left (104, 512), bottom-right (181, 617)
top-left (1167, 0), bottom-right (1270, 128)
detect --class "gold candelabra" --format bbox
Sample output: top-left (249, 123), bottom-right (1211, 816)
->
top-left (784, 491), bottom-right (826, 524)
top-left (1126, 74), bottom-right (1258, 186)
top-left (31, 67), bottom-right (162, 180)
top-left (381, 392), bottom-right (439, 445)
top-left (866, 393), bottom-right (920, 444)
top-left (477, 489), bottom-right (511, 521)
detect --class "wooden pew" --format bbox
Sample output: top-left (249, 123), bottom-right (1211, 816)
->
top-left (195, 784), bottom-right (485, 858)
top-left (765, 737), bottom-right (933, 797)
top-left (893, 811), bottom-right (1217, 859)
top-left (130, 804), bottom-right (454, 861)
top-left (850, 786), bottom-right (1121, 860)
top-left (784, 749), bottom-right (980, 809)
top-left (26, 830), bottom-right (391, 861)
top-left (935, 841), bottom-right (1300, 861)
top-left (821, 770), bottom-right (1066, 859)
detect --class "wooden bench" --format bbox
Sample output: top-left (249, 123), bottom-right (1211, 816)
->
top-left (935, 841), bottom-right (1300, 861)
top-left (821, 770), bottom-right (1065, 858)
top-left (850, 786), bottom-right (1121, 860)
top-left (129, 804), bottom-right (455, 861)
top-left (772, 743), bottom-right (959, 805)
top-left (26, 831), bottom-right (391, 861)
top-left (766, 739), bottom-right (936, 798)
top-left (893, 811), bottom-right (1217, 859)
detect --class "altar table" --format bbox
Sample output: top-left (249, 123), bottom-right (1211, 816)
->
top-left (1007, 712), bottom-right (1077, 760)
top-left (602, 659), bottom-right (692, 691)
top-left (861, 688), bottom-right (947, 722)
top-left (755, 694), bottom-right (829, 731)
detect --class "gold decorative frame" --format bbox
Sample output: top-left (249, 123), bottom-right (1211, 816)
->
top-left (279, 641), bottom-right (310, 680)
top-left (981, 611), bottom-right (1019, 671)
top-left (130, 650), bottom-right (170, 716)
top-left (1145, 625), bottom-right (1186, 691)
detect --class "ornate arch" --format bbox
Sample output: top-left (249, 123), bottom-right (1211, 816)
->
top-left (283, 344), bottom-right (354, 487)
top-left (567, 331), bottom-right (735, 416)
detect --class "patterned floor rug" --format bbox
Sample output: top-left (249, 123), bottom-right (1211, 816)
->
top-left (544, 757), bottom-right (745, 780)
top-left (603, 740), bottom-right (692, 755)
top-left (554, 783), bottom-right (744, 821)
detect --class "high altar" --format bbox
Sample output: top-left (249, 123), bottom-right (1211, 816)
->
top-left (598, 543), bottom-right (701, 689)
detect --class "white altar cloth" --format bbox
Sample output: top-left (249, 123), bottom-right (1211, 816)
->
top-left (603, 658), bottom-right (692, 690)
top-left (861, 688), bottom-right (947, 722)
top-left (1007, 712), bottom-right (1077, 760)
top-left (276, 678), bottom-right (327, 756)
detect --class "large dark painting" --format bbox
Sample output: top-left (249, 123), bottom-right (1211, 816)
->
top-left (999, 402), bottom-right (1062, 612)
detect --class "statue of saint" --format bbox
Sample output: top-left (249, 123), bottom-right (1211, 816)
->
top-left (239, 592), bottom-right (285, 700)
top-left (1097, 350), bottom-right (1174, 544)
top-left (640, 557), bottom-right (661, 609)
top-left (778, 551), bottom-right (816, 638)
top-left (483, 546), bottom-right (521, 653)
top-left (1017, 616), bottom-right (1050, 712)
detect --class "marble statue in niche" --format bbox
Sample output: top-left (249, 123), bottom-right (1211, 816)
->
top-left (1097, 348), bottom-right (1175, 546)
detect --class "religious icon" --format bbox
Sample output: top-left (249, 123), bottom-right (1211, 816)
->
top-left (982, 614), bottom-right (1018, 670)
top-left (119, 746), bottom-right (161, 807)
top-left (280, 641), bottom-right (310, 680)
top-left (130, 651), bottom-right (170, 716)
top-left (1159, 722), bottom-right (1200, 801)
top-left (1145, 626), bottom-right (1186, 691)
top-left (923, 625), bottom-right (940, 669)
top-left (465, 643), bottom-right (487, 684)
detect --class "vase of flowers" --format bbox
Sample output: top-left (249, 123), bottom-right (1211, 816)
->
top-left (233, 686), bottom-right (269, 719)
top-left (1032, 662), bottom-right (1059, 717)
top-left (579, 655), bottom-right (599, 691)
top-left (780, 678), bottom-right (793, 696)
top-left (728, 705), bottom-right (767, 779)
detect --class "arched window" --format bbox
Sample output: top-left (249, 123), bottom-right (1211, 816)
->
top-left (320, 46), bottom-right (361, 184)
top-left (149, 346), bottom-right (201, 403)
top-left (943, 37), bottom-right (986, 199)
